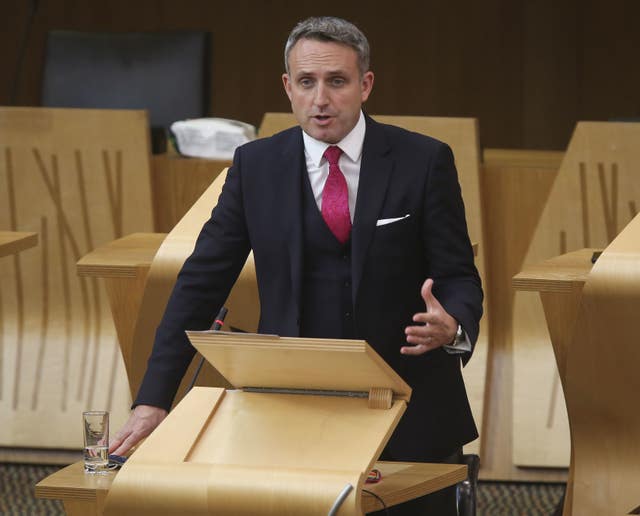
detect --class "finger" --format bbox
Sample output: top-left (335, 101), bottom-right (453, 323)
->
top-left (405, 316), bottom-right (441, 334)
top-left (111, 432), bottom-right (141, 457)
top-left (411, 312), bottom-right (440, 325)
top-left (405, 326), bottom-right (430, 341)
top-left (421, 278), bottom-right (434, 310)
top-left (109, 440), bottom-right (134, 456)
top-left (108, 429), bottom-right (130, 454)
top-left (400, 343), bottom-right (431, 355)
top-left (405, 331), bottom-right (437, 346)
top-left (421, 278), bottom-right (445, 314)
top-left (108, 438), bottom-right (121, 454)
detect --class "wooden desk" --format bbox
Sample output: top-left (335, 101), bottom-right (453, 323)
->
top-left (0, 231), bottom-right (37, 257)
top-left (513, 248), bottom-right (596, 378)
top-left (77, 232), bottom-right (166, 392)
top-left (512, 248), bottom-right (597, 515)
top-left (36, 460), bottom-right (467, 515)
top-left (76, 232), bottom-right (165, 279)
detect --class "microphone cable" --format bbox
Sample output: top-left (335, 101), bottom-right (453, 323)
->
top-left (187, 306), bottom-right (227, 391)
top-left (362, 488), bottom-right (389, 514)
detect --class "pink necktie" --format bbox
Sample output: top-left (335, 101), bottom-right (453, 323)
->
top-left (322, 146), bottom-right (352, 244)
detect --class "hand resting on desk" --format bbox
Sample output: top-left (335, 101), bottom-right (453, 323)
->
top-left (109, 405), bottom-right (168, 456)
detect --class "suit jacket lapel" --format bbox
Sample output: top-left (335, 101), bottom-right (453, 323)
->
top-left (279, 128), bottom-right (305, 330)
top-left (352, 116), bottom-right (393, 305)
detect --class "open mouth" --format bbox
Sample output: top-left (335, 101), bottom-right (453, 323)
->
top-left (313, 115), bottom-right (333, 123)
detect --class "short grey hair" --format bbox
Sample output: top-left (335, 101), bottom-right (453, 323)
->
top-left (284, 16), bottom-right (370, 76)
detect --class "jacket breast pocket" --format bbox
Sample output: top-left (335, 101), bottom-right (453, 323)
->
top-left (370, 214), bottom-right (417, 260)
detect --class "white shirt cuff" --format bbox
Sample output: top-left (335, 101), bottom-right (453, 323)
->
top-left (443, 328), bottom-right (472, 354)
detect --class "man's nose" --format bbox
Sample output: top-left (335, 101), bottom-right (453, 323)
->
top-left (314, 83), bottom-right (329, 106)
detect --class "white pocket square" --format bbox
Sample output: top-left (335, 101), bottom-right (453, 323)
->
top-left (376, 214), bottom-right (410, 226)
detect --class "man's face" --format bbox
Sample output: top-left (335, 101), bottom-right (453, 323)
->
top-left (282, 39), bottom-right (374, 144)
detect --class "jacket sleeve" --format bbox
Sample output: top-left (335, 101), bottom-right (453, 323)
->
top-left (422, 142), bottom-right (483, 364)
top-left (134, 149), bottom-right (251, 410)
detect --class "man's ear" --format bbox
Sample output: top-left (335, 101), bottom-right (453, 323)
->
top-left (282, 73), bottom-right (293, 102)
top-left (360, 71), bottom-right (374, 103)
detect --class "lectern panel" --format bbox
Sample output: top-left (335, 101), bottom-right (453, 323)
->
top-left (187, 331), bottom-right (412, 400)
top-left (188, 390), bottom-right (405, 472)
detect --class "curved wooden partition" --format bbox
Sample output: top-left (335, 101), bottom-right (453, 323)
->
top-left (511, 122), bottom-right (640, 468)
top-left (128, 168), bottom-right (259, 404)
top-left (0, 107), bottom-right (153, 449)
top-left (259, 113), bottom-right (488, 457)
top-left (562, 213), bottom-right (640, 515)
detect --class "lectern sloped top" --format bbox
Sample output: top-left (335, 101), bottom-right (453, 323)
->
top-left (104, 333), bottom-right (412, 516)
top-left (187, 330), bottom-right (412, 400)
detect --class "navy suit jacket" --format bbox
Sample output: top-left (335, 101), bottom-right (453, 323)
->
top-left (136, 115), bottom-right (483, 460)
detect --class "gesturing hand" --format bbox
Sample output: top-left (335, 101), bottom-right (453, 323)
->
top-left (401, 278), bottom-right (458, 356)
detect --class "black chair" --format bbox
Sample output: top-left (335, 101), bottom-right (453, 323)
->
top-left (41, 30), bottom-right (211, 153)
top-left (456, 453), bottom-right (480, 516)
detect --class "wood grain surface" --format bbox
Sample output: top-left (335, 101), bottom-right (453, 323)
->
top-left (0, 231), bottom-right (38, 257)
top-left (0, 107), bottom-right (153, 449)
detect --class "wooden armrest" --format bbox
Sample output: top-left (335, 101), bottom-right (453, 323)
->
top-left (77, 232), bottom-right (166, 278)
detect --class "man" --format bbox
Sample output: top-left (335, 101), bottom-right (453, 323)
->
top-left (111, 16), bottom-right (482, 514)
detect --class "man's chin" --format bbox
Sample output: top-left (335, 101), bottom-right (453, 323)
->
top-left (304, 124), bottom-right (341, 144)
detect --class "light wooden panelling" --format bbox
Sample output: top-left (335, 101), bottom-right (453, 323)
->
top-left (0, 107), bottom-right (153, 449)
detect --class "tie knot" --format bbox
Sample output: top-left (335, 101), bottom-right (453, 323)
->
top-left (324, 145), bottom-right (342, 166)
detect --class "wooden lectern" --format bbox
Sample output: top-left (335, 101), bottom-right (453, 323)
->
top-left (104, 332), bottom-right (413, 515)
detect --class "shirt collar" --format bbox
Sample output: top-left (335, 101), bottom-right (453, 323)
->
top-left (302, 110), bottom-right (366, 167)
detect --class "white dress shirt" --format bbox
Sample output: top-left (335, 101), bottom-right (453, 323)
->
top-left (302, 110), bottom-right (365, 222)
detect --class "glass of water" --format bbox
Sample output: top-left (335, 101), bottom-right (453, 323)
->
top-left (83, 411), bottom-right (109, 473)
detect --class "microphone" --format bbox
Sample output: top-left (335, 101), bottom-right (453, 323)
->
top-left (187, 306), bottom-right (228, 392)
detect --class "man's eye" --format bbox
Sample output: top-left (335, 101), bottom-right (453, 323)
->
top-left (331, 78), bottom-right (346, 86)
top-left (299, 78), bottom-right (313, 88)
